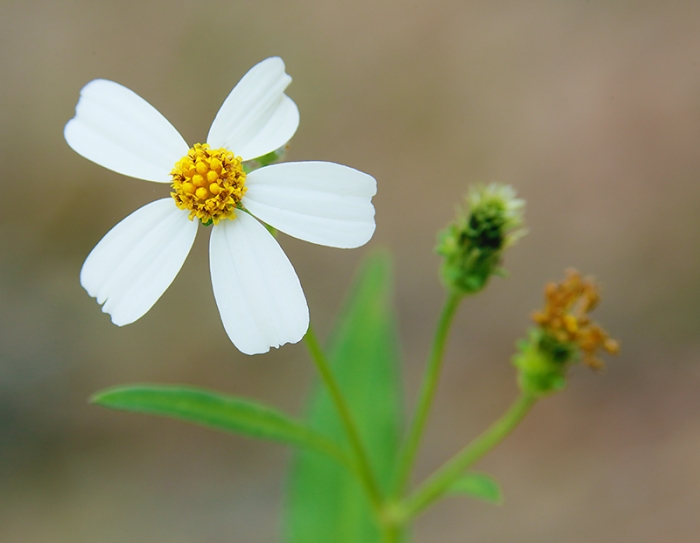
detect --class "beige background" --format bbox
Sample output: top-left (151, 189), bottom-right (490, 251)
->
top-left (2, 1), bottom-right (700, 541)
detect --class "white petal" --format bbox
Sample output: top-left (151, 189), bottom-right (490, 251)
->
top-left (209, 212), bottom-right (309, 355)
top-left (81, 199), bottom-right (197, 325)
top-left (243, 162), bottom-right (377, 248)
top-left (65, 79), bottom-right (189, 182)
top-left (207, 57), bottom-right (299, 161)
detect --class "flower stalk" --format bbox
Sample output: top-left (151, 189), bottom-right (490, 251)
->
top-left (392, 291), bottom-right (463, 496)
top-left (303, 325), bottom-right (384, 510)
top-left (392, 184), bottom-right (525, 497)
top-left (402, 392), bottom-right (537, 519)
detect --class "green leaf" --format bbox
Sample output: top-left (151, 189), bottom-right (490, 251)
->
top-left (446, 471), bottom-right (503, 505)
top-left (285, 251), bottom-right (404, 543)
top-left (91, 385), bottom-right (346, 463)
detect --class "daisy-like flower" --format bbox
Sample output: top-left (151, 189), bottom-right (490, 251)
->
top-left (65, 57), bottom-right (376, 355)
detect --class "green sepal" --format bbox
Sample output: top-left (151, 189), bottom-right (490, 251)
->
top-left (255, 148), bottom-right (285, 168)
top-left (512, 329), bottom-right (574, 396)
top-left (263, 222), bottom-right (278, 237)
top-left (242, 147), bottom-right (286, 173)
top-left (436, 223), bottom-right (503, 295)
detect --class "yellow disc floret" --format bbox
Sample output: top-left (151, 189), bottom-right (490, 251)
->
top-left (171, 143), bottom-right (247, 225)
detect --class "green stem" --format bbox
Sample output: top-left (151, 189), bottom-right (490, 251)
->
top-left (305, 431), bottom-right (357, 475)
top-left (402, 392), bottom-right (537, 519)
top-left (380, 523), bottom-right (402, 543)
top-left (378, 500), bottom-right (406, 543)
top-left (392, 291), bottom-right (463, 496)
top-left (303, 325), bottom-right (383, 510)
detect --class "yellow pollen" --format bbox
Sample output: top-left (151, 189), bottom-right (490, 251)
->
top-left (170, 143), bottom-right (247, 225)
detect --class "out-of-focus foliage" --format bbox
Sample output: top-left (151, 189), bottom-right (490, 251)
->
top-left (285, 252), bottom-right (403, 543)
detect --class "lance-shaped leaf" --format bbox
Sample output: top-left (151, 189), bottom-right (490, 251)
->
top-left (285, 251), bottom-right (403, 543)
top-left (447, 471), bottom-right (503, 505)
top-left (91, 385), bottom-right (347, 464)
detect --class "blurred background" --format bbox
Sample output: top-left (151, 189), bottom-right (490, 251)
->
top-left (2, 0), bottom-right (700, 541)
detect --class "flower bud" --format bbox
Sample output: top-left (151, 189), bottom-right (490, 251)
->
top-left (513, 269), bottom-right (619, 396)
top-left (436, 184), bottom-right (525, 295)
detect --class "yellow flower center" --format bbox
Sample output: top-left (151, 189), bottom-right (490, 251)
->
top-left (170, 143), bottom-right (247, 225)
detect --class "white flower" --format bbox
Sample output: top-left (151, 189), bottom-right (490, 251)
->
top-left (65, 57), bottom-right (376, 355)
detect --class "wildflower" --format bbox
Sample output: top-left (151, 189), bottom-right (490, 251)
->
top-left (65, 57), bottom-right (376, 355)
top-left (436, 184), bottom-right (525, 295)
top-left (513, 269), bottom-right (619, 395)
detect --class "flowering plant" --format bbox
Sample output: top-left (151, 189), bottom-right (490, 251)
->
top-left (66, 58), bottom-right (617, 542)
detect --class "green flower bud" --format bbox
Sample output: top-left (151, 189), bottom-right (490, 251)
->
top-left (436, 184), bottom-right (525, 295)
top-left (513, 328), bottom-right (573, 396)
